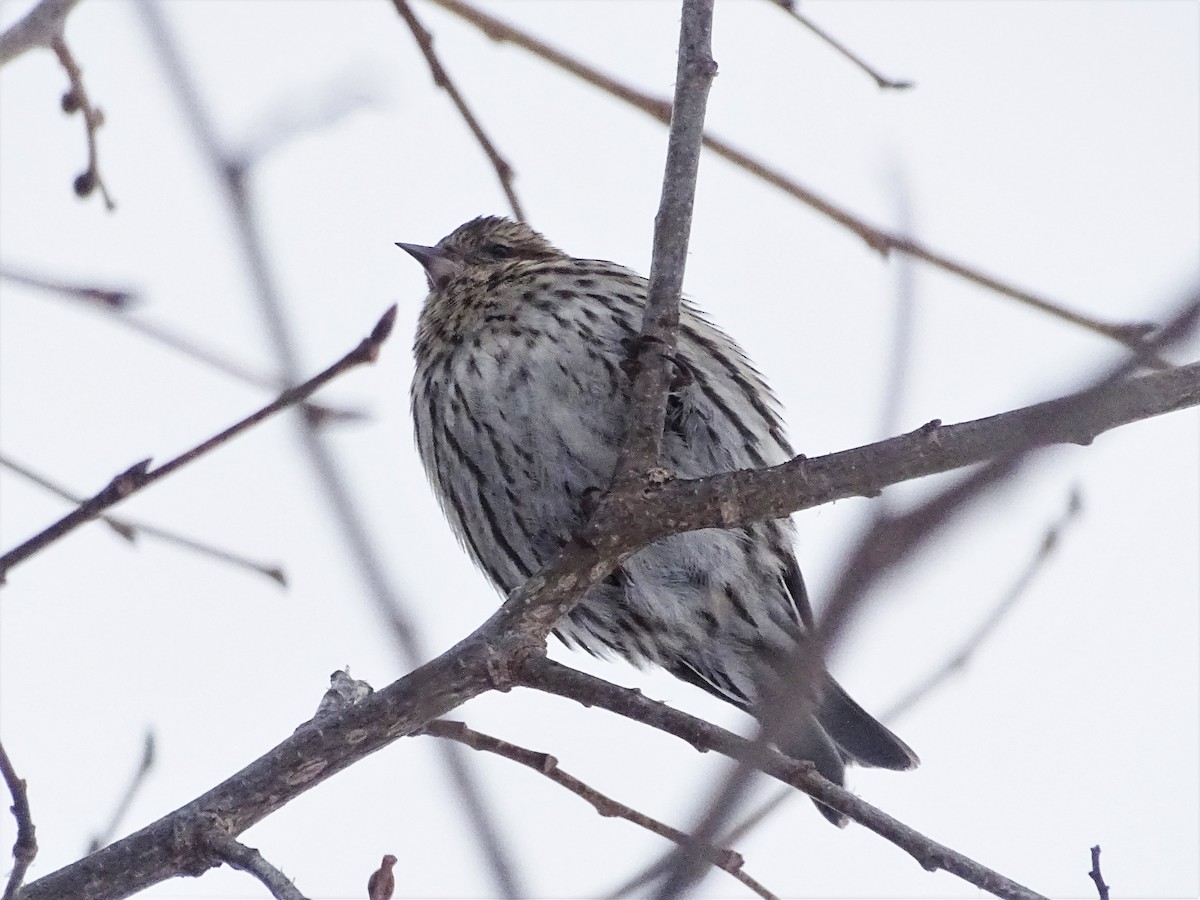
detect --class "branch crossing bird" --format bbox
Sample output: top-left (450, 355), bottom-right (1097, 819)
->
top-left (400, 216), bottom-right (917, 824)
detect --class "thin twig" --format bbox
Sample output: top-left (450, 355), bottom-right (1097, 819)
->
top-left (1087, 845), bottom-right (1110, 900)
top-left (49, 36), bottom-right (114, 209)
top-left (1, 740), bottom-right (38, 900)
top-left (876, 164), bottom-right (918, 441)
top-left (521, 657), bottom-right (1050, 900)
top-left (205, 830), bottom-right (308, 900)
top-left (429, 0), bottom-right (1165, 363)
top-left (1, 455), bottom-right (287, 585)
top-left (720, 486), bottom-right (1085, 848)
top-left (0, 306), bottom-right (396, 583)
top-left (882, 488), bottom-right (1083, 721)
top-left (762, 0), bottom-right (913, 90)
top-left (136, 2), bottom-right (525, 894)
top-left (0, 266), bottom-right (364, 426)
top-left (87, 733), bottom-right (157, 854)
top-left (421, 719), bottom-right (778, 900)
top-left (391, 0), bottom-right (525, 221)
top-left (0, 267), bottom-right (136, 309)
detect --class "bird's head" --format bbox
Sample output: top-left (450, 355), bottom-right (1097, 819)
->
top-left (397, 216), bottom-right (563, 292)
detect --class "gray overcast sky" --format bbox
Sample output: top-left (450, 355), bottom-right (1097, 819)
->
top-left (1, 2), bottom-right (1197, 897)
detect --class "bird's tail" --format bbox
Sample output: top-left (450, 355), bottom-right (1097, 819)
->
top-left (780, 679), bottom-right (918, 826)
top-left (818, 677), bottom-right (919, 771)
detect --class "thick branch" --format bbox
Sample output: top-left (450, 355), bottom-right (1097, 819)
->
top-left (640, 359), bottom-right (1200, 537)
top-left (23, 352), bottom-right (1195, 898)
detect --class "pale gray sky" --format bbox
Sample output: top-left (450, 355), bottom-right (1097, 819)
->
top-left (1, 2), bottom-right (1197, 898)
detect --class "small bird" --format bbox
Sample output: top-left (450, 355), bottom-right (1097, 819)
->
top-left (400, 216), bottom-right (917, 824)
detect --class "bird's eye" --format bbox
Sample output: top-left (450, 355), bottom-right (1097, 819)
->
top-left (483, 242), bottom-right (514, 259)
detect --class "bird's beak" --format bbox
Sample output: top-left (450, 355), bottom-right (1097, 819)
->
top-left (395, 242), bottom-right (463, 292)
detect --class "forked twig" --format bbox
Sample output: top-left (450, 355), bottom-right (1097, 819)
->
top-left (0, 306), bottom-right (396, 583)
top-left (0, 267), bottom-right (363, 425)
top-left (1, 455), bottom-right (287, 585)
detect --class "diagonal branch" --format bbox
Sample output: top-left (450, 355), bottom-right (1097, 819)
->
top-left (0, 306), bottom-right (396, 583)
top-left (518, 657), bottom-right (1048, 900)
top-left (421, 719), bottom-right (778, 900)
top-left (429, 0), bottom-right (1164, 363)
top-left (134, 3), bottom-right (524, 892)
top-left (391, 0), bottom-right (525, 221)
top-left (205, 831), bottom-right (308, 900)
top-left (1, 455), bottom-right (287, 586)
top-left (882, 488), bottom-right (1083, 721)
top-left (1, 740), bottom-right (38, 900)
top-left (761, 0), bottom-right (913, 90)
top-left (649, 296), bottom-right (1199, 894)
top-left (0, 266), bottom-right (364, 425)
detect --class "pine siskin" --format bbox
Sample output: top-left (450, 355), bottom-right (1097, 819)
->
top-left (400, 216), bottom-right (917, 824)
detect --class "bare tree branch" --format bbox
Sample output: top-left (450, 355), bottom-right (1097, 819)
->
top-left (0, 266), bottom-right (136, 309)
top-left (0, 306), bottom-right (396, 583)
top-left (0, 0), bottom-right (80, 66)
top-left (204, 830), bottom-right (308, 900)
top-left (391, 0), bottom-right (525, 221)
top-left (134, 3), bottom-right (526, 892)
top-left (50, 35), bottom-right (114, 208)
top-left (87, 733), bottom-right (157, 855)
top-left (0, 266), bottom-right (364, 427)
top-left (1087, 845), bottom-right (1110, 900)
top-left (882, 488), bottom-right (1083, 721)
top-left (429, 0), bottom-right (1164, 363)
top-left (22, 351), bottom-right (1195, 899)
top-left (762, 0), bottom-right (914, 90)
top-left (649, 296), bottom-right (1198, 895)
top-left (1, 740), bottom-right (38, 900)
top-left (519, 657), bottom-right (1049, 900)
top-left (1, 456), bottom-right (287, 585)
top-left (610, 0), bottom-right (715, 479)
top-left (422, 719), bottom-right (778, 900)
